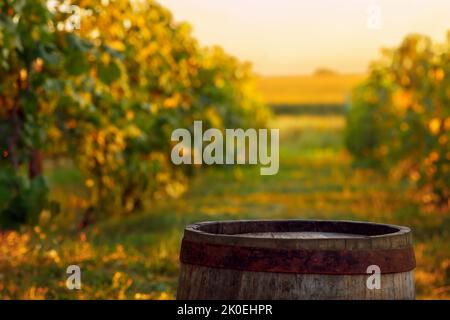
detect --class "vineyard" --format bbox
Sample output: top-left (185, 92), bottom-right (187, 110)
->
top-left (346, 33), bottom-right (450, 210)
top-left (0, 0), bottom-right (449, 300)
top-left (0, 0), bottom-right (269, 229)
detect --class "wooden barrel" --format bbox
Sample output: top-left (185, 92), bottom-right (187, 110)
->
top-left (177, 220), bottom-right (416, 299)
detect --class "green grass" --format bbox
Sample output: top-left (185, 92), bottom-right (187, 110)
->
top-left (1, 113), bottom-right (449, 299)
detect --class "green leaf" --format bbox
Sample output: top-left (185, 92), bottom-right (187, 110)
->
top-left (38, 43), bottom-right (60, 64)
top-left (66, 34), bottom-right (92, 52)
top-left (64, 52), bottom-right (90, 76)
top-left (98, 61), bottom-right (121, 85)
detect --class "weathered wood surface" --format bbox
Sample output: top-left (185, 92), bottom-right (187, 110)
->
top-left (178, 265), bottom-right (415, 300)
top-left (240, 231), bottom-right (362, 239)
top-left (177, 220), bottom-right (416, 300)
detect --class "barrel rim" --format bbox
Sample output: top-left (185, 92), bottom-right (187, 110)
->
top-left (183, 219), bottom-right (412, 250)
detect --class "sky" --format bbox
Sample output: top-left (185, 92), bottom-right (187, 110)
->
top-left (160, 0), bottom-right (450, 75)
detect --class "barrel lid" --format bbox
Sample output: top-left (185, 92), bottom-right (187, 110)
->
top-left (183, 219), bottom-right (412, 250)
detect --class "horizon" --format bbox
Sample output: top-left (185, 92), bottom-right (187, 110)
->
top-left (254, 70), bottom-right (366, 78)
top-left (161, 0), bottom-right (450, 76)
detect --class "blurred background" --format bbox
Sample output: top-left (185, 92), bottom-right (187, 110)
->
top-left (0, 0), bottom-right (449, 299)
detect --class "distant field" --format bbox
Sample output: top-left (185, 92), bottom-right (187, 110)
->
top-left (256, 74), bottom-right (365, 106)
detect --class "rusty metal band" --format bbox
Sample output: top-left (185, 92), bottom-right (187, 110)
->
top-left (180, 239), bottom-right (416, 275)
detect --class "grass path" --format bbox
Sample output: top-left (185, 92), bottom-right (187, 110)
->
top-left (1, 114), bottom-right (449, 299)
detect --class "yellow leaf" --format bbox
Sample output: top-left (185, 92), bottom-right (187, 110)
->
top-left (85, 179), bottom-right (95, 188)
top-left (428, 118), bottom-right (441, 135)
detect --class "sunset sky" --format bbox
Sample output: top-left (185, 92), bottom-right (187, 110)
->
top-left (161, 0), bottom-right (450, 75)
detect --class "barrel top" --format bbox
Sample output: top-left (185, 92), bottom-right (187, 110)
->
top-left (183, 219), bottom-right (413, 250)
